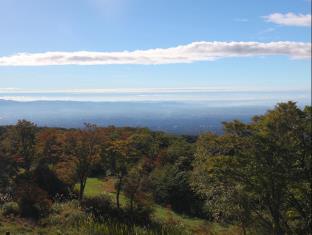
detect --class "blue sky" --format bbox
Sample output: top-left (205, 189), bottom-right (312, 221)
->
top-left (0, 0), bottom-right (311, 91)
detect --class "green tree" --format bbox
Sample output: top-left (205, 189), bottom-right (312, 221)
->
top-left (191, 102), bottom-right (312, 234)
top-left (0, 152), bottom-right (17, 191)
top-left (8, 120), bottom-right (37, 172)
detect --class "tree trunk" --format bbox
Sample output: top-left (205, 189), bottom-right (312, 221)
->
top-left (272, 213), bottom-right (284, 235)
top-left (24, 156), bottom-right (31, 172)
top-left (242, 226), bottom-right (246, 235)
top-left (271, 201), bottom-right (284, 235)
top-left (130, 195), bottom-right (134, 212)
top-left (116, 188), bottom-right (120, 209)
top-left (79, 179), bottom-right (86, 202)
top-left (116, 175), bottom-right (123, 209)
top-left (240, 221), bottom-right (247, 235)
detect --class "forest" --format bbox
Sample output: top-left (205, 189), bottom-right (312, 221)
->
top-left (0, 101), bottom-right (311, 235)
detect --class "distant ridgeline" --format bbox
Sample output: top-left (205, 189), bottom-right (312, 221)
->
top-left (0, 99), bottom-right (285, 134)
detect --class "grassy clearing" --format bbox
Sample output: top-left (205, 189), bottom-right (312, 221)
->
top-left (76, 177), bottom-right (128, 206)
top-left (81, 178), bottom-right (107, 197)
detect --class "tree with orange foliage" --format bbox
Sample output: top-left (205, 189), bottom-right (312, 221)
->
top-left (64, 123), bottom-right (101, 201)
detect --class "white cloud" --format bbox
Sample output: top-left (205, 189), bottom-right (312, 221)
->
top-left (263, 13), bottom-right (311, 26)
top-left (0, 41), bottom-right (310, 66)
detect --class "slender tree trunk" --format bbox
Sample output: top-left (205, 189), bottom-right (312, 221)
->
top-left (116, 188), bottom-right (120, 209)
top-left (269, 176), bottom-right (284, 235)
top-left (242, 225), bottom-right (246, 235)
top-left (116, 175), bottom-right (123, 209)
top-left (271, 201), bottom-right (284, 235)
top-left (24, 154), bottom-right (31, 172)
top-left (240, 219), bottom-right (247, 235)
top-left (130, 195), bottom-right (134, 211)
top-left (272, 213), bottom-right (284, 235)
top-left (79, 179), bottom-right (86, 202)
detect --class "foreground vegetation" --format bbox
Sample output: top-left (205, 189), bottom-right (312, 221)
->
top-left (0, 101), bottom-right (311, 234)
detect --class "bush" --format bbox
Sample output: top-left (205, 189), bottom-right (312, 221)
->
top-left (46, 208), bottom-right (88, 227)
top-left (16, 183), bottom-right (52, 219)
top-left (42, 200), bottom-right (89, 227)
top-left (82, 195), bottom-right (115, 220)
top-left (2, 202), bottom-right (20, 216)
top-left (0, 193), bottom-right (13, 205)
top-left (82, 195), bottom-right (153, 226)
top-left (124, 204), bottom-right (153, 225)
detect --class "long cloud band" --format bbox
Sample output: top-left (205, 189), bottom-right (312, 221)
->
top-left (0, 41), bottom-right (310, 66)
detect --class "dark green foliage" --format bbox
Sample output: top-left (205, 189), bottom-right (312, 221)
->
top-left (15, 181), bottom-right (52, 219)
top-left (7, 120), bottom-right (37, 171)
top-left (150, 164), bottom-right (204, 216)
top-left (191, 102), bottom-right (312, 234)
top-left (33, 165), bottom-right (70, 198)
top-left (0, 153), bottom-right (16, 191)
top-left (82, 195), bottom-right (115, 218)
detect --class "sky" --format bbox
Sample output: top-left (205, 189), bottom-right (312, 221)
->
top-left (0, 0), bottom-right (311, 93)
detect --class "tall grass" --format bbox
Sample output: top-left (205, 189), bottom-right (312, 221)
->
top-left (80, 218), bottom-right (191, 235)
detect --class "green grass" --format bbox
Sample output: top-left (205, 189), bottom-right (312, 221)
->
top-left (75, 178), bottom-right (106, 197)
top-left (75, 177), bottom-right (128, 206)
top-left (153, 205), bottom-right (205, 229)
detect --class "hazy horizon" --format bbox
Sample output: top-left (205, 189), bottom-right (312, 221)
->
top-left (0, 0), bottom-right (311, 133)
top-left (0, 87), bottom-right (310, 105)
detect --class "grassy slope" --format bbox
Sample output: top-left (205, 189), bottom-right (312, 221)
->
top-left (0, 216), bottom-right (65, 235)
top-left (78, 178), bottom-right (240, 235)
top-left (0, 178), bottom-right (239, 235)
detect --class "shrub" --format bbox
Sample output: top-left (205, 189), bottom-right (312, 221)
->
top-left (1, 202), bottom-right (20, 216)
top-left (16, 183), bottom-right (52, 219)
top-left (124, 204), bottom-right (153, 225)
top-left (82, 195), bottom-right (115, 220)
top-left (65, 209), bottom-right (89, 227)
top-left (0, 193), bottom-right (13, 205)
top-left (42, 200), bottom-right (89, 227)
top-left (82, 195), bottom-right (153, 226)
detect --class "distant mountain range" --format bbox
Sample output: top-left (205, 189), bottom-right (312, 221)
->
top-left (0, 99), bottom-right (281, 135)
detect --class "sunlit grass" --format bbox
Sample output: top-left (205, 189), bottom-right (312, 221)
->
top-left (75, 177), bottom-right (128, 206)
